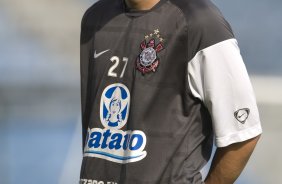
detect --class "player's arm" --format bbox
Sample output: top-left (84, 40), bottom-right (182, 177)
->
top-left (188, 38), bottom-right (262, 183)
top-left (205, 135), bottom-right (260, 184)
top-left (187, 5), bottom-right (262, 183)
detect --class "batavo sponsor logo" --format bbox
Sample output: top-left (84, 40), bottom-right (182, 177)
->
top-left (84, 128), bottom-right (147, 163)
top-left (84, 83), bottom-right (147, 164)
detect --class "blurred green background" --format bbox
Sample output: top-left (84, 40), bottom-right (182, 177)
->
top-left (0, 0), bottom-right (281, 183)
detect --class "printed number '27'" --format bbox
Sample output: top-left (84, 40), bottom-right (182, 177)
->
top-left (108, 56), bottom-right (128, 78)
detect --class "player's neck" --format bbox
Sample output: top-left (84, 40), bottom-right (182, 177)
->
top-left (125, 0), bottom-right (160, 10)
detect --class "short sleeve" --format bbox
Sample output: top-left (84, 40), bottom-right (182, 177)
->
top-left (188, 39), bottom-right (262, 147)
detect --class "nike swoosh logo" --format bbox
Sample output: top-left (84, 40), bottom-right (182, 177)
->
top-left (94, 49), bottom-right (110, 59)
top-left (238, 113), bottom-right (246, 118)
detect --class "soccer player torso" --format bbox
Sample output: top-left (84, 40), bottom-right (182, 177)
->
top-left (80, 0), bottom-right (224, 183)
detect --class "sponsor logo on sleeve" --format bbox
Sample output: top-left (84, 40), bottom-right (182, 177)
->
top-left (234, 108), bottom-right (250, 124)
top-left (84, 83), bottom-right (147, 164)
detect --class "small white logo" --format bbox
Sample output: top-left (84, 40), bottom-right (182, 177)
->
top-left (140, 47), bottom-right (157, 67)
top-left (94, 49), bottom-right (110, 59)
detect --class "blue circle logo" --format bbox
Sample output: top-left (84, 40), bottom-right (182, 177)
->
top-left (100, 83), bottom-right (130, 129)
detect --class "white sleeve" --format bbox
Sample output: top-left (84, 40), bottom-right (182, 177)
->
top-left (188, 38), bottom-right (262, 147)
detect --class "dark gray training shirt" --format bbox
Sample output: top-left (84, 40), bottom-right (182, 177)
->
top-left (80, 0), bottom-right (262, 183)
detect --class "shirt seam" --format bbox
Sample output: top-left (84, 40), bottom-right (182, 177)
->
top-left (215, 123), bottom-right (262, 147)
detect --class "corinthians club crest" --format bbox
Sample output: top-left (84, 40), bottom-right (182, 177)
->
top-left (136, 29), bottom-right (165, 74)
